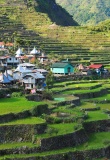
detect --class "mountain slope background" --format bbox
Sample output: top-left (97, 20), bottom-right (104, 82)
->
top-left (56, 0), bottom-right (110, 25)
top-left (0, 0), bottom-right (78, 27)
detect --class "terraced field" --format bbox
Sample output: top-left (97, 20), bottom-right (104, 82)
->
top-left (0, 79), bottom-right (110, 159)
top-left (0, 1), bottom-right (110, 159)
top-left (0, 0), bottom-right (110, 67)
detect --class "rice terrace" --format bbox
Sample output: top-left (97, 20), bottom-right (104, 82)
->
top-left (0, 0), bottom-right (110, 160)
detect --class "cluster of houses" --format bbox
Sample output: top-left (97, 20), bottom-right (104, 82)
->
top-left (0, 44), bottom-right (49, 92)
top-left (0, 42), bottom-right (109, 93)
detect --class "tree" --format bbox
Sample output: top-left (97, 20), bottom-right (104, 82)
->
top-left (46, 71), bottom-right (54, 90)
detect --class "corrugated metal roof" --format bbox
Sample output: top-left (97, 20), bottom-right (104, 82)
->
top-left (23, 73), bottom-right (45, 79)
top-left (51, 62), bottom-right (73, 68)
top-left (88, 64), bottom-right (103, 69)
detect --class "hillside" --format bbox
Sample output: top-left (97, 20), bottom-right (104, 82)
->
top-left (0, 0), bottom-right (78, 27)
top-left (0, 0), bottom-right (110, 67)
top-left (56, 0), bottom-right (110, 25)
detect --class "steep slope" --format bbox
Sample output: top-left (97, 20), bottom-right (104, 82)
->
top-left (56, 0), bottom-right (110, 25)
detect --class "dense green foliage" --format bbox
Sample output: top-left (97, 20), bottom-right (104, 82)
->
top-left (56, 0), bottom-right (110, 25)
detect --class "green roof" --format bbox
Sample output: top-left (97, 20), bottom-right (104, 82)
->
top-left (51, 62), bottom-right (73, 68)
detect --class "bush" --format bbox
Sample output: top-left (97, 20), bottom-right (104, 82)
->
top-left (42, 90), bottom-right (53, 100)
top-left (11, 92), bottom-right (22, 97)
top-left (46, 127), bottom-right (58, 135)
top-left (45, 115), bottom-right (62, 124)
top-left (31, 104), bottom-right (49, 117)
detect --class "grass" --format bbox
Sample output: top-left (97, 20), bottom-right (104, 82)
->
top-left (0, 142), bottom-right (37, 150)
top-left (0, 117), bottom-right (45, 126)
top-left (86, 110), bottom-right (109, 121)
top-left (53, 106), bottom-right (83, 117)
top-left (0, 132), bottom-right (110, 159)
top-left (85, 93), bottom-right (110, 102)
top-left (76, 132), bottom-right (110, 150)
top-left (61, 86), bottom-right (105, 95)
top-left (36, 122), bottom-right (79, 139)
top-left (52, 82), bottom-right (101, 92)
top-left (0, 97), bottom-right (46, 115)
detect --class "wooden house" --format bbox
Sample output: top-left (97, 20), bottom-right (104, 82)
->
top-left (51, 62), bottom-right (74, 74)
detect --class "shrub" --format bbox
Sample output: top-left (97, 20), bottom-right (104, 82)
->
top-left (31, 104), bottom-right (49, 117)
top-left (11, 92), bottom-right (22, 97)
top-left (45, 115), bottom-right (62, 124)
top-left (42, 90), bottom-right (53, 100)
top-left (46, 127), bottom-right (58, 135)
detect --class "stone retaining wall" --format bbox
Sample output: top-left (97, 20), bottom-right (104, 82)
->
top-left (83, 119), bottom-right (110, 133)
top-left (0, 123), bottom-right (47, 143)
top-left (40, 128), bottom-right (88, 151)
top-left (0, 110), bottom-right (31, 124)
top-left (75, 88), bottom-right (107, 99)
top-left (2, 145), bottom-right (110, 160)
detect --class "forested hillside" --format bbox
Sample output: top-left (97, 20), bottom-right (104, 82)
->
top-left (56, 0), bottom-right (110, 25)
top-left (0, 0), bottom-right (78, 27)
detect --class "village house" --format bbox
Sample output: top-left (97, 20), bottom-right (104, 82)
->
top-left (51, 62), bottom-right (74, 75)
top-left (30, 47), bottom-right (40, 57)
top-left (81, 69), bottom-right (92, 75)
top-left (15, 48), bottom-right (24, 57)
top-left (6, 56), bottom-right (20, 67)
top-left (22, 72), bottom-right (45, 90)
top-left (0, 56), bottom-right (20, 67)
top-left (88, 64), bottom-right (105, 75)
top-left (35, 69), bottom-right (48, 77)
top-left (0, 72), bottom-right (14, 85)
top-left (13, 65), bottom-right (33, 80)
top-left (38, 53), bottom-right (48, 64)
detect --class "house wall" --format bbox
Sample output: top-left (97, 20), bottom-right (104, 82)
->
top-left (7, 57), bottom-right (19, 63)
top-left (13, 72), bottom-right (21, 80)
top-left (23, 77), bottom-right (35, 84)
top-left (64, 64), bottom-right (74, 74)
top-left (51, 68), bottom-right (65, 74)
top-left (51, 64), bottom-right (74, 74)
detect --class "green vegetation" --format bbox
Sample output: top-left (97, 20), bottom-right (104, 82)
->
top-left (0, 1), bottom-right (110, 159)
top-left (56, 0), bottom-right (110, 25)
top-left (0, 97), bottom-right (45, 115)
top-left (76, 132), bottom-right (110, 150)
top-left (0, 117), bottom-right (45, 126)
top-left (0, 132), bottom-right (110, 159)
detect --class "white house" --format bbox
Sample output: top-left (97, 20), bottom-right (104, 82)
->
top-left (22, 72), bottom-right (45, 90)
top-left (15, 48), bottom-right (24, 57)
top-left (13, 65), bottom-right (32, 80)
top-left (6, 56), bottom-right (20, 66)
top-left (18, 63), bottom-right (35, 70)
top-left (30, 47), bottom-right (40, 56)
top-left (0, 56), bottom-right (20, 67)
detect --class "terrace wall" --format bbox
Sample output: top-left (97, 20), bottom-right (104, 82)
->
top-left (83, 119), bottom-right (110, 133)
top-left (74, 88), bottom-right (107, 99)
top-left (1, 146), bottom-right (110, 160)
top-left (0, 123), bottom-right (47, 143)
top-left (40, 128), bottom-right (88, 151)
top-left (0, 110), bottom-right (31, 124)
